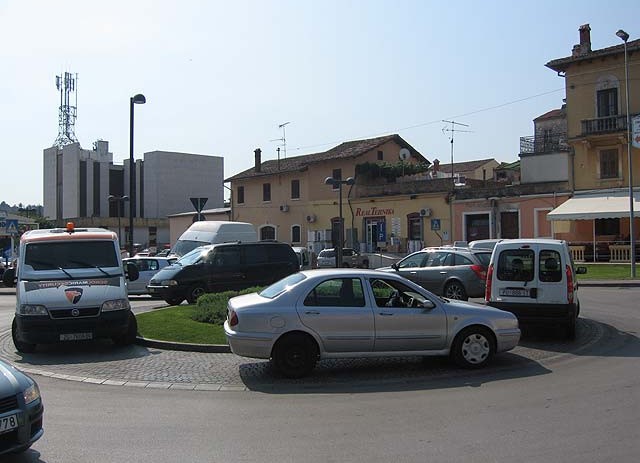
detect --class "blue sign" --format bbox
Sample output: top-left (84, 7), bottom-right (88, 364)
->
top-left (5, 220), bottom-right (18, 235)
top-left (377, 220), bottom-right (386, 242)
top-left (431, 219), bottom-right (441, 231)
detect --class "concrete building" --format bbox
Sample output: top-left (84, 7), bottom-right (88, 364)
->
top-left (42, 140), bottom-right (224, 250)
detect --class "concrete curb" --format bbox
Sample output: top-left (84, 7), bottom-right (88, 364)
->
top-left (135, 336), bottom-right (231, 353)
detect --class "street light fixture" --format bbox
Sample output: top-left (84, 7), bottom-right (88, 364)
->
top-left (108, 194), bottom-right (129, 249)
top-left (129, 93), bottom-right (146, 257)
top-left (616, 29), bottom-right (635, 277)
top-left (324, 176), bottom-right (355, 268)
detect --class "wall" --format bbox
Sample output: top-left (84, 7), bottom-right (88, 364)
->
top-left (520, 152), bottom-right (569, 183)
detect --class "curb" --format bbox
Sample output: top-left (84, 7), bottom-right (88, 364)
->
top-left (135, 336), bottom-right (231, 353)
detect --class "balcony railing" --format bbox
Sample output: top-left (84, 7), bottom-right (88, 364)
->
top-left (581, 113), bottom-right (639, 136)
top-left (519, 133), bottom-right (569, 155)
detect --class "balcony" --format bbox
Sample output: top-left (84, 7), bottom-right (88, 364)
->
top-left (581, 113), bottom-right (639, 136)
top-left (519, 132), bottom-right (569, 155)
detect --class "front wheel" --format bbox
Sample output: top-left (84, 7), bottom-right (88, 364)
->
top-left (186, 284), bottom-right (206, 304)
top-left (113, 312), bottom-right (138, 346)
top-left (272, 334), bottom-right (318, 378)
top-left (444, 281), bottom-right (468, 300)
top-left (12, 318), bottom-right (36, 353)
top-left (451, 326), bottom-right (495, 369)
top-left (164, 296), bottom-right (184, 306)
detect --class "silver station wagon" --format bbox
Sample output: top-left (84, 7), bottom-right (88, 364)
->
top-left (224, 269), bottom-right (520, 378)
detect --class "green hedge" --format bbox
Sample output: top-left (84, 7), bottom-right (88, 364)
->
top-left (191, 287), bottom-right (264, 324)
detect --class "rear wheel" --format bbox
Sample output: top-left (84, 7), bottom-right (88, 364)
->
top-left (272, 333), bottom-right (318, 378)
top-left (164, 296), bottom-right (184, 306)
top-left (12, 318), bottom-right (36, 353)
top-left (186, 284), bottom-right (206, 304)
top-left (444, 281), bottom-right (468, 300)
top-left (451, 326), bottom-right (495, 368)
top-left (113, 312), bottom-right (138, 346)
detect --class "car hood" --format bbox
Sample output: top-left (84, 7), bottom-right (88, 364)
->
top-left (150, 266), bottom-right (182, 281)
top-left (445, 298), bottom-right (516, 319)
top-left (0, 361), bottom-right (30, 395)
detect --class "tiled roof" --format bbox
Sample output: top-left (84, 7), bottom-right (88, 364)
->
top-left (434, 158), bottom-right (497, 174)
top-left (534, 108), bottom-right (564, 121)
top-left (546, 38), bottom-right (640, 72)
top-left (225, 134), bottom-right (428, 182)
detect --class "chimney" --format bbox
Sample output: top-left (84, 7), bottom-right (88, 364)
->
top-left (578, 24), bottom-right (591, 55)
top-left (433, 158), bottom-right (440, 173)
top-left (254, 148), bottom-right (261, 173)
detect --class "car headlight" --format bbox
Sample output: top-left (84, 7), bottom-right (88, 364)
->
top-left (101, 299), bottom-right (130, 312)
top-left (19, 304), bottom-right (48, 316)
top-left (160, 280), bottom-right (178, 286)
top-left (23, 382), bottom-right (41, 405)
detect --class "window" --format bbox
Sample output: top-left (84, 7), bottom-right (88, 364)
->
top-left (291, 179), bottom-right (300, 199)
top-left (539, 250), bottom-right (562, 282)
top-left (303, 278), bottom-right (365, 307)
top-left (262, 183), bottom-right (271, 202)
top-left (331, 168), bottom-right (342, 190)
top-left (500, 211), bottom-right (519, 239)
top-left (465, 213), bottom-right (490, 241)
top-left (408, 214), bottom-right (421, 240)
top-left (600, 149), bottom-right (618, 179)
top-left (243, 245), bottom-right (268, 264)
top-left (25, 241), bottom-right (119, 270)
top-left (497, 249), bottom-right (534, 282)
top-left (377, 150), bottom-right (383, 161)
top-left (237, 186), bottom-right (245, 204)
top-left (595, 218), bottom-right (620, 236)
top-left (211, 246), bottom-right (241, 267)
top-left (597, 88), bottom-right (618, 117)
top-left (397, 251), bottom-right (427, 268)
top-left (260, 225), bottom-right (275, 240)
top-left (291, 225), bottom-right (301, 243)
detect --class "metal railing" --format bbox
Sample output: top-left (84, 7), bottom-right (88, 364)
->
top-left (580, 113), bottom-right (639, 136)
top-left (519, 133), bottom-right (569, 154)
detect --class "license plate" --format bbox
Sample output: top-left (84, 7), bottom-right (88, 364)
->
top-left (499, 288), bottom-right (529, 297)
top-left (0, 414), bottom-right (18, 434)
top-left (60, 332), bottom-right (93, 341)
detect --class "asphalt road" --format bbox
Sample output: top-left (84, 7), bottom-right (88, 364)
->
top-left (0, 288), bottom-right (638, 463)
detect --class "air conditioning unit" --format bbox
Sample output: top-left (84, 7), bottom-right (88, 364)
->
top-left (419, 208), bottom-right (432, 217)
top-left (306, 214), bottom-right (316, 223)
top-left (279, 204), bottom-right (289, 212)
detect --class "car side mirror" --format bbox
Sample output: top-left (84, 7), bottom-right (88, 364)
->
top-left (126, 262), bottom-right (139, 281)
top-left (420, 299), bottom-right (436, 310)
top-left (2, 268), bottom-right (16, 288)
top-left (576, 266), bottom-right (587, 275)
top-left (391, 263), bottom-right (399, 270)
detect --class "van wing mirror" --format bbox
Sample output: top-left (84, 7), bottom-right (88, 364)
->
top-left (126, 262), bottom-right (140, 281)
top-left (576, 266), bottom-right (587, 275)
top-left (2, 268), bottom-right (16, 288)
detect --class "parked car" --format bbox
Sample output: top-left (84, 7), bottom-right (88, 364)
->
top-left (485, 239), bottom-right (587, 339)
top-left (292, 246), bottom-right (312, 270)
top-left (0, 358), bottom-right (44, 456)
top-left (147, 241), bottom-right (299, 305)
top-left (316, 248), bottom-right (369, 268)
top-left (224, 269), bottom-right (520, 378)
top-left (378, 247), bottom-right (492, 300)
top-left (123, 256), bottom-right (177, 295)
top-left (468, 239), bottom-right (502, 251)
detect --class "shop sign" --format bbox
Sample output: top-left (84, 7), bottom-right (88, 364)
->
top-left (355, 207), bottom-right (394, 217)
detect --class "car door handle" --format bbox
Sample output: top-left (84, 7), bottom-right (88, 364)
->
top-left (305, 310), bottom-right (320, 315)
top-left (439, 271), bottom-right (447, 274)
top-left (410, 271), bottom-right (417, 275)
top-left (378, 312), bottom-right (394, 316)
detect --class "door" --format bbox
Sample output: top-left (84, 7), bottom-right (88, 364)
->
top-left (297, 277), bottom-right (374, 353)
top-left (368, 277), bottom-right (447, 351)
top-left (412, 251), bottom-right (453, 293)
top-left (500, 211), bottom-right (519, 239)
top-left (206, 246), bottom-right (245, 291)
top-left (366, 221), bottom-right (378, 253)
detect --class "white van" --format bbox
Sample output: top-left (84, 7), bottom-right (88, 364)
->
top-left (5, 223), bottom-right (140, 353)
top-left (485, 239), bottom-right (586, 339)
top-left (170, 221), bottom-right (258, 257)
top-left (292, 246), bottom-right (312, 270)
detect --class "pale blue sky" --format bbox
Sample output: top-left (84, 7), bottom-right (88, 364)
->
top-left (1, 0), bottom-right (638, 206)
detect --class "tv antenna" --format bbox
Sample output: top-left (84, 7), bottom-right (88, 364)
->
top-left (442, 120), bottom-right (472, 184)
top-left (270, 121), bottom-right (291, 158)
top-left (53, 71), bottom-right (79, 148)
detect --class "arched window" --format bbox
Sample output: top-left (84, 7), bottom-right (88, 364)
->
top-left (291, 225), bottom-right (301, 243)
top-left (260, 225), bottom-right (276, 241)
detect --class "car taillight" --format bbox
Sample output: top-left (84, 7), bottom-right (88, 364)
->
top-left (229, 310), bottom-right (238, 327)
top-left (566, 265), bottom-right (574, 304)
top-left (470, 264), bottom-right (486, 281)
top-left (485, 264), bottom-right (494, 301)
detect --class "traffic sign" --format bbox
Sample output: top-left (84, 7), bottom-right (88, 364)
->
top-left (190, 197), bottom-right (208, 221)
top-left (5, 219), bottom-right (18, 235)
top-left (431, 219), bottom-right (441, 231)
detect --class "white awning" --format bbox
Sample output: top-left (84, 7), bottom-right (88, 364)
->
top-left (547, 190), bottom-right (640, 221)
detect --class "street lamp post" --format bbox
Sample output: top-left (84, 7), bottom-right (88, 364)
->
top-left (108, 195), bottom-right (129, 249)
top-left (325, 176), bottom-right (355, 268)
top-left (616, 29), bottom-right (636, 278)
top-left (129, 94), bottom-right (146, 257)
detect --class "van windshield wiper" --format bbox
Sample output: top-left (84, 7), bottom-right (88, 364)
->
top-left (68, 260), bottom-right (115, 277)
top-left (27, 259), bottom-right (75, 278)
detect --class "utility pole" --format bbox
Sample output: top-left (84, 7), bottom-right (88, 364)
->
top-left (442, 120), bottom-right (472, 243)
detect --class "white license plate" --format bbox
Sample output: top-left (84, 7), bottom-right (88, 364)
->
top-left (499, 288), bottom-right (529, 297)
top-left (60, 332), bottom-right (93, 341)
top-left (0, 414), bottom-right (19, 434)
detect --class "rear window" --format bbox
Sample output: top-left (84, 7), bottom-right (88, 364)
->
top-left (25, 241), bottom-right (118, 270)
top-left (318, 250), bottom-right (335, 258)
top-left (267, 244), bottom-right (295, 262)
top-left (473, 252), bottom-right (492, 267)
top-left (539, 250), bottom-right (562, 282)
top-left (259, 273), bottom-right (306, 298)
top-left (496, 249), bottom-right (534, 282)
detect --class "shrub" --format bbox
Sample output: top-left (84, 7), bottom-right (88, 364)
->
top-left (191, 286), bottom-right (264, 325)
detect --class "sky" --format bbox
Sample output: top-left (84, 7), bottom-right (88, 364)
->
top-left (1, 0), bottom-right (639, 207)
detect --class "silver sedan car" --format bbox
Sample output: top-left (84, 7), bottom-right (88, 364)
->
top-left (224, 269), bottom-right (520, 378)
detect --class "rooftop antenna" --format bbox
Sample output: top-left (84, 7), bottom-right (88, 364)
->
top-left (442, 119), bottom-right (472, 243)
top-left (270, 121), bottom-right (291, 158)
top-left (53, 71), bottom-right (79, 148)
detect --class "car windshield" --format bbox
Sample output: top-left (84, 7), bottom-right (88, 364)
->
top-left (176, 246), bottom-right (209, 265)
top-left (318, 250), bottom-right (335, 258)
top-left (24, 241), bottom-right (119, 270)
top-left (170, 240), bottom-right (210, 257)
top-left (259, 273), bottom-right (307, 299)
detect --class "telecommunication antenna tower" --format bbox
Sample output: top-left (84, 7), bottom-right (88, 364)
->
top-left (270, 121), bottom-right (291, 158)
top-left (442, 119), bottom-right (472, 243)
top-left (53, 72), bottom-right (79, 147)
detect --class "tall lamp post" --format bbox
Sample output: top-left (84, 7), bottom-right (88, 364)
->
top-left (129, 93), bottom-right (146, 257)
top-left (324, 176), bottom-right (355, 268)
top-left (616, 29), bottom-right (635, 277)
top-left (108, 195), bottom-right (129, 249)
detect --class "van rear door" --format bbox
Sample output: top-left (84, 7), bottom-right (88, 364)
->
top-left (493, 245), bottom-right (538, 301)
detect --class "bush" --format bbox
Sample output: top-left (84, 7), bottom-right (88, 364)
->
top-left (191, 286), bottom-right (264, 325)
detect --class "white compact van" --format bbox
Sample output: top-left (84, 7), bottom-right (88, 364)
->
top-left (169, 221), bottom-right (258, 257)
top-left (4, 223), bottom-right (140, 353)
top-left (485, 239), bottom-right (586, 339)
